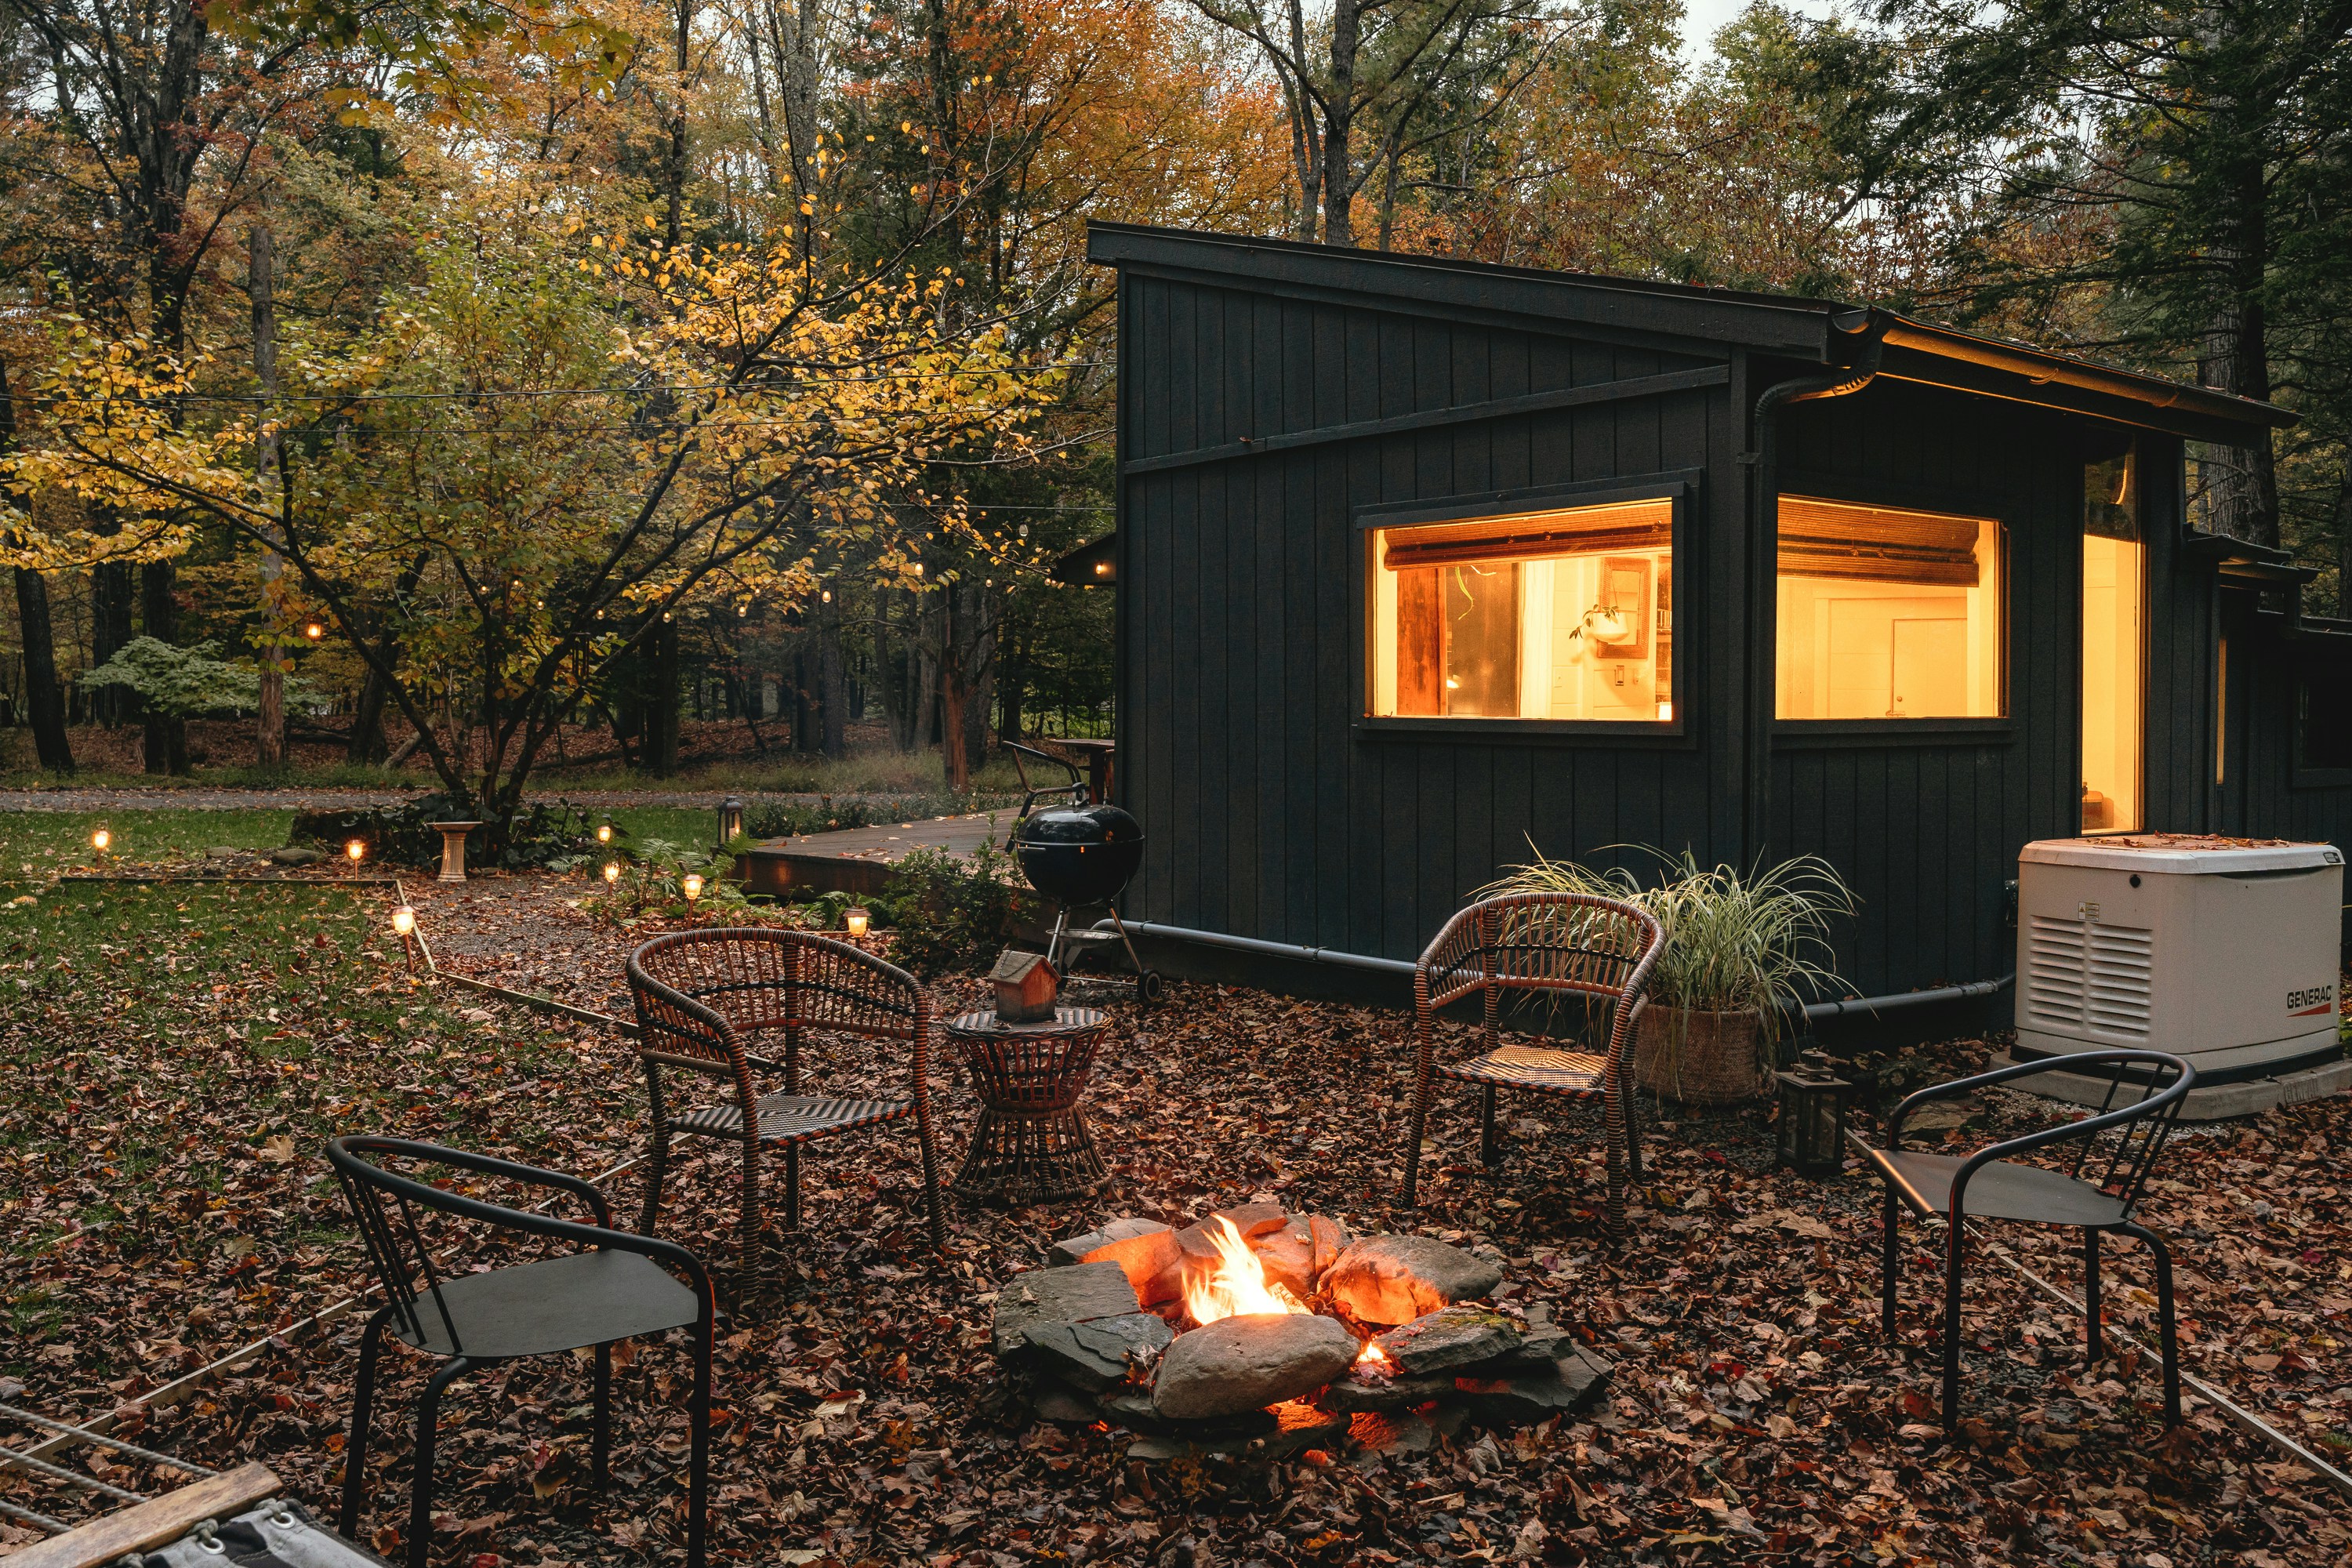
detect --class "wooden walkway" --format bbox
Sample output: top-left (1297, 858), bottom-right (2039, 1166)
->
top-left (737, 811), bottom-right (1007, 897)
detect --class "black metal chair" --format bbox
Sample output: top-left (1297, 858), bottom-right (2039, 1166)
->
top-left (1856, 1049), bottom-right (2196, 1432)
top-left (326, 1135), bottom-right (713, 1568)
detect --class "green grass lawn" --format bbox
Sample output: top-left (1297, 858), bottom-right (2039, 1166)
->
top-left (0, 808), bottom-right (296, 877)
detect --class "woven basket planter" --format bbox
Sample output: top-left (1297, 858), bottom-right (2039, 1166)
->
top-left (1633, 1005), bottom-right (1770, 1104)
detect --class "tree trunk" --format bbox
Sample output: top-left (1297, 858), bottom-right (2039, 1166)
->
top-left (2335, 446), bottom-right (2352, 619)
top-left (2194, 154), bottom-right (2278, 546)
top-left (13, 568), bottom-right (72, 772)
top-left (140, 561), bottom-right (187, 774)
top-left (252, 217), bottom-right (287, 770)
top-left (769, 0), bottom-right (825, 261)
top-left (1319, 0), bottom-right (1363, 245)
top-left (648, 616), bottom-right (681, 775)
top-left (0, 361), bottom-right (71, 772)
top-left (348, 665), bottom-right (391, 762)
top-left (92, 560), bottom-right (134, 724)
top-left (818, 611), bottom-right (847, 757)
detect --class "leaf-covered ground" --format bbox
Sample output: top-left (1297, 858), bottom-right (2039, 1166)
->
top-left (4, 868), bottom-right (2348, 1566)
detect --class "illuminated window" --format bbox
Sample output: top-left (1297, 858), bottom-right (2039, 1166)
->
top-left (2081, 452), bottom-right (2145, 832)
top-left (1774, 496), bottom-right (2005, 719)
top-left (1367, 498), bottom-right (1675, 722)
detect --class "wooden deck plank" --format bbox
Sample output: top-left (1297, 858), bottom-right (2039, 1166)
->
top-left (5, 1463), bottom-right (284, 1568)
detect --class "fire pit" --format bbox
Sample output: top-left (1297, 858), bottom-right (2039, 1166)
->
top-left (993, 1206), bottom-right (1613, 1460)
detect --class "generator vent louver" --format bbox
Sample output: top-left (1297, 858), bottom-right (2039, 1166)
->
top-left (2024, 914), bottom-right (2152, 1037)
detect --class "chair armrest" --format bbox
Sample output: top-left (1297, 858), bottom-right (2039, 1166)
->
top-left (329, 1137), bottom-right (709, 1303)
top-left (343, 1134), bottom-right (615, 1229)
top-left (1883, 1050), bottom-right (2187, 1149)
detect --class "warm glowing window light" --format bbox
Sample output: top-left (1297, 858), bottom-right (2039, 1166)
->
top-left (1367, 498), bottom-right (1675, 722)
top-left (1774, 496), bottom-right (2005, 720)
top-left (2082, 452), bottom-right (2145, 832)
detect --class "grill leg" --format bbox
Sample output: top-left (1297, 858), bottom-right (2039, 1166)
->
top-left (408, 1356), bottom-right (473, 1568)
top-left (1479, 1084), bottom-right (1500, 1166)
top-left (2083, 1229), bottom-right (2103, 1365)
top-left (340, 1306), bottom-right (392, 1537)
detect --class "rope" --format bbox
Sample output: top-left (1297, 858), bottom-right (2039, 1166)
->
top-left (0, 1494), bottom-right (71, 1534)
top-left (0, 1439), bottom-right (151, 1503)
top-left (0, 1401), bottom-right (218, 1476)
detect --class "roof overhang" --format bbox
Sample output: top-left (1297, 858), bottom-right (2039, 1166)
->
top-left (1048, 534), bottom-right (1116, 588)
top-left (1086, 222), bottom-right (2296, 449)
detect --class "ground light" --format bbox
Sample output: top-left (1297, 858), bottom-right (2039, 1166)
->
top-left (346, 839), bottom-right (367, 863)
top-left (845, 906), bottom-right (870, 938)
top-left (604, 862), bottom-right (621, 884)
top-left (681, 873), bottom-right (704, 904)
top-left (90, 828), bottom-right (110, 855)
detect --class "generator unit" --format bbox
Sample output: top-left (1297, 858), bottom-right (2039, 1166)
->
top-left (2014, 834), bottom-right (2344, 1081)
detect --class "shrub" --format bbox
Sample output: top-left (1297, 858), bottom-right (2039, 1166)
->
top-left (882, 837), bottom-right (1019, 978)
top-left (291, 794), bottom-right (605, 870)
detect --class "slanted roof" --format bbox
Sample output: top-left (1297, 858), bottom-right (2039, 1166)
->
top-left (989, 949), bottom-right (1053, 983)
top-left (1086, 222), bottom-right (2294, 448)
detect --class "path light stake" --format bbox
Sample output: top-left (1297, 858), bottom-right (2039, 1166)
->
top-left (346, 838), bottom-right (367, 864)
top-left (90, 827), bottom-right (110, 856)
top-left (390, 905), bottom-right (416, 971)
top-left (844, 906), bottom-right (870, 941)
top-left (603, 861), bottom-right (622, 886)
top-left (717, 796), bottom-right (746, 847)
top-left (1775, 1047), bottom-right (1853, 1178)
top-left (597, 820), bottom-right (614, 845)
top-left (681, 873), bottom-right (704, 906)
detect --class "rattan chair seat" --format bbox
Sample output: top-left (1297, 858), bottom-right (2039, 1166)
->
top-left (670, 1092), bottom-right (913, 1145)
top-left (1439, 1043), bottom-right (1610, 1096)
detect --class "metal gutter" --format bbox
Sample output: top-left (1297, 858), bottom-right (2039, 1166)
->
top-left (1872, 314), bottom-right (2295, 431)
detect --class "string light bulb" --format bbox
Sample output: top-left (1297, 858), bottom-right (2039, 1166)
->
top-left (304, 622), bottom-right (325, 640)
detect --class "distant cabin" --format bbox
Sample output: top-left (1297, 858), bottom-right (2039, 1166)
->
top-left (1083, 222), bottom-right (2351, 1007)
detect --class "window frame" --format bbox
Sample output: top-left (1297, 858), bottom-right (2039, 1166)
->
top-left (1766, 470), bottom-right (2017, 744)
top-left (1355, 470), bottom-right (1703, 747)
top-left (1352, 473), bottom-right (1698, 745)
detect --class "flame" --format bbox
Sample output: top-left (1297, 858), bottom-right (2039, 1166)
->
top-left (1182, 1217), bottom-right (1310, 1326)
top-left (1355, 1341), bottom-right (1392, 1373)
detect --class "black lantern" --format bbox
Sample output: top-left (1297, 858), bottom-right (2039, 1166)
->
top-left (717, 796), bottom-right (746, 847)
top-left (1775, 1047), bottom-right (1853, 1178)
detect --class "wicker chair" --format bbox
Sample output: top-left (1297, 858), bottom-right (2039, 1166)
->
top-left (626, 928), bottom-right (945, 1253)
top-left (1403, 892), bottom-right (1665, 1233)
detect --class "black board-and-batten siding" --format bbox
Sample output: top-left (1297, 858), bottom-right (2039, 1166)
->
top-left (1091, 223), bottom-right (2352, 1002)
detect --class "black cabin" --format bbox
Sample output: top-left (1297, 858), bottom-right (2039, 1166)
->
top-left (1085, 222), bottom-right (2352, 1007)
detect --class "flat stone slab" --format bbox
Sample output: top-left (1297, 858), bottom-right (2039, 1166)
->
top-left (1152, 1312), bottom-right (1359, 1420)
top-left (1024, 1311), bottom-right (1174, 1392)
top-left (1316, 1367), bottom-right (1456, 1414)
top-left (1051, 1218), bottom-right (1183, 1304)
top-left (1324, 1235), bottom-right (1502, 1326)
top-left (1125, 1400), bottom-right (1345, 1461)
top-left (992, 1261), bottom-right (1141, 1358)
top-left (1374, 1305), bottom-right (1523, 1375)
top-left (1454, 1348), bottom-right (1613, 1425)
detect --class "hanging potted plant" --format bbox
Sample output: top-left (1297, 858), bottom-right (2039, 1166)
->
top-left (1482, 848), bottom-right (1856, 1103)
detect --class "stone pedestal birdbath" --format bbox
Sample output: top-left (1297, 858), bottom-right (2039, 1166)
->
top-left (430, 822), bottom-right (483, 884)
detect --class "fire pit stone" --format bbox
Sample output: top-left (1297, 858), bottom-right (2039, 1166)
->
top-left (1317, 1367), bottom-right (1457, 1414)
top-left (1373, 1303), bottom-right (1525, 1375)
top-left (1050, 1217), bottom-right (1182, 1302)
top-left (1456, 1346), bottom-right (1615, 1425)
top-left (991, 1260), bottom-right (1141, 1357)
top-left (1152, 1312), bottom-right (1360, 1420)
top-left (1324, 1234), bottom-right (1504, 1325)
top-left (1023, 1312), bottom-right (1175, 1392)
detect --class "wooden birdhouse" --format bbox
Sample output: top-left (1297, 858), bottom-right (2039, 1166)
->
top-left (989, 949), bottom-right (1060, 1024)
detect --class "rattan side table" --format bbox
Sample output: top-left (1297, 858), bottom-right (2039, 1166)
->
top-left (946, 1007), bottom-right (1111, 1203)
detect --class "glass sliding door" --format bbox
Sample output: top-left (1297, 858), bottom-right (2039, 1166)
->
top-left (2081, 451), bottom-right (2146, 833)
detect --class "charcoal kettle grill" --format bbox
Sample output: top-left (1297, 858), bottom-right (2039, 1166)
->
top-left (1006, 742), bottom-right (1160, 1002)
